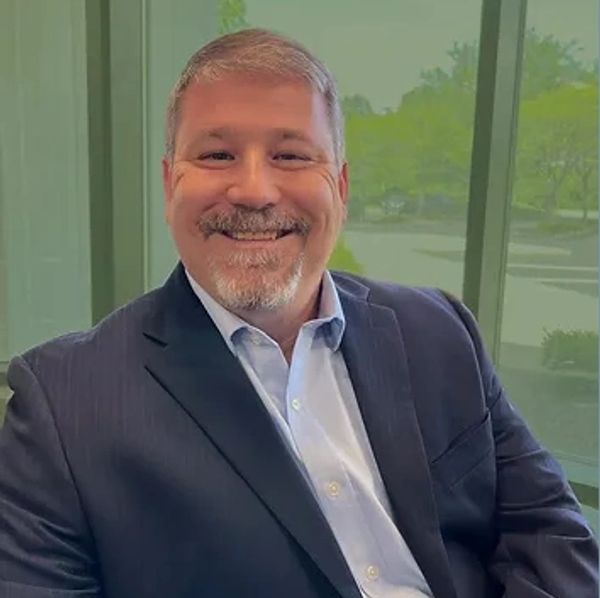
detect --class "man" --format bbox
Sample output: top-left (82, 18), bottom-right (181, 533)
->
top-left (0, 28), bottom-right (596, 598)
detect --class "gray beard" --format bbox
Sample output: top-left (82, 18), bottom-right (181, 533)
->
top-left (209, 249), bottom-right (304, 312)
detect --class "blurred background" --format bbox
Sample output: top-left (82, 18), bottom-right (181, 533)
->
top-left (0, 0), bottom-right (597, 529)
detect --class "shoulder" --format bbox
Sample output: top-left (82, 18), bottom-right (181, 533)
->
top-left (332, 270), bottom-right (495, 398)
top-left (331, 270), bottom-right (475, 332)
top-left (11, 287), bottom-right (161, 383)
top-left (332, 270), bottom-right (490, 371)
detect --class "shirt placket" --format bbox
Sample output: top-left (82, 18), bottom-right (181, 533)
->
top-left (286, 327), bottom-right (390, 597)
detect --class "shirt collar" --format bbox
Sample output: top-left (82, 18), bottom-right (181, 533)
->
top-left (313, 270), bottom-right (346, 350)
top-left (184, 269), bottom-right (346, 352)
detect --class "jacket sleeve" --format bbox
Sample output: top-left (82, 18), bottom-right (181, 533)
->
top-left (0, 355), bottom-right (102, 597)
top-left (439, 291), bottom-right (598, 597)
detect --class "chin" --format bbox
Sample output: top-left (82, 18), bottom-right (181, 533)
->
top-left (212, 260), bottom-right (304, 312)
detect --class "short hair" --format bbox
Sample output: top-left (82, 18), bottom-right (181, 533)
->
top-left (164, 28), bottom-right (345, 167)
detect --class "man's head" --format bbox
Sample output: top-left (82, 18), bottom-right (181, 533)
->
top-left (162, 29), bottom-right (348, 315)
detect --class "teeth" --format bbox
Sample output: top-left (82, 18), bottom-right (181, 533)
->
top-left (228, 231), bottom-right (279, 241)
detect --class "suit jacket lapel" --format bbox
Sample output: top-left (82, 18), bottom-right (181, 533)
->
top-left (338, 282), bottom-right (457, 598)
top-left (142, 265), bottom-right (360, 598)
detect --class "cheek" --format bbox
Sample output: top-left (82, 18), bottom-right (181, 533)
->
top-left (166, 197), bottom-right (205, 244)
top-left (313, 168), bottom-right (344, 214)
top-left (172, 167), bottom-right (222, 204)
top-left (168, 194), bottom-right (192, 223)
top-left (309, 182), bottom-right (345, 231)
top-left (169, 176), bottom-right (214, 226)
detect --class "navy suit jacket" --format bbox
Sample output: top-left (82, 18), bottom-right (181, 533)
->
top-left (0, 264), bottom-right (597, 597)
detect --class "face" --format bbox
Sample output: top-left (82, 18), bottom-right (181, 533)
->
top-left (162, 73), bottom-right (348, 314)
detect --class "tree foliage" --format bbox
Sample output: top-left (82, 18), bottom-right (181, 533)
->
top-left (218, 0), bottom-right (249, 34)
top-left (516, 83), bottom-right (597, 216)
top-left (344, 29), bottom-right (597, 220)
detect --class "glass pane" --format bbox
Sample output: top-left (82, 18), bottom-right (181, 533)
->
top-left (0, 1), bottom-right (95, 424)
top-left (0, 171), bottom-right (6, 423)
top-left (499, 0), bottom-right (598, 528)
top-left (221, 0), bottom-right (482, 294)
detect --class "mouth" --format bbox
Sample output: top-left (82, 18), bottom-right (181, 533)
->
top-left (220, 229), bottom-right (296, 241)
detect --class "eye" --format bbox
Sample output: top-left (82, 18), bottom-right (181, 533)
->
top-left (274, 153), bottom-right (310, 161)
top-left (199, 151), bottom-right (234, 161)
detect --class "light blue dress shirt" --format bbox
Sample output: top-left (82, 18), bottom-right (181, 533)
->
top-left (186, 270), bottom-right (432, 598)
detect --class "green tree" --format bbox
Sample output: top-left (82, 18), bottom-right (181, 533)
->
top-left (419, 40), bottom-right (478, 94)
top-left (516, 83), bottom-right (598, 217)
top-left (521, 29), bottom-right (595, 100)
top-left (345, 39), bottom-right (478, 215)
top-left (342, 94), bottom-right (374, 117)
top-left (345, 110), bottom-right (412, 204)
top-left (393, 86), bottom-right (474, 202)
top-left (417, 30), bottom-right (595, 101)
top-left (218, 0), bottom-right (249, 34)
top-left (343, 28), bottom-right (597, 221)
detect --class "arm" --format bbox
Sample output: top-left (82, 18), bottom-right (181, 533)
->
top-left (441, 292), bottom-right (598, 597)
top-left (0, 355), bottom-right (102, 597)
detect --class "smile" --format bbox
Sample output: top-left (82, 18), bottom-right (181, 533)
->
top-left (221, 230), bottom-right (294, 241)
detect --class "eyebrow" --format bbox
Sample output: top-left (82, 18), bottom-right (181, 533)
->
top-left (195, 127), bottom-right (316, 145)
top-left (277, 129), bottom-right (315, 144)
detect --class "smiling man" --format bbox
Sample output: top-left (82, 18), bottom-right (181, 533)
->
top-left (0, 29), bottom-right (597, 598)
top-left (162, 70), bottom-right (347, 359)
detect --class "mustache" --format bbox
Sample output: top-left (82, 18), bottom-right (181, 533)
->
top-left (198, 207), bottom-right (311, 237)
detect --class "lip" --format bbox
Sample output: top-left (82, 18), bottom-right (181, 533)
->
top-left (213, 231), bottom-right (299, 248)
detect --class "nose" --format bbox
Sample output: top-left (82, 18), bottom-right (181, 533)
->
top-left (226, 153), bottom-right (282, 209)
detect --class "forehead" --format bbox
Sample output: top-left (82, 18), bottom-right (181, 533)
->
top-left (176, 73), bottom-right (331, 144)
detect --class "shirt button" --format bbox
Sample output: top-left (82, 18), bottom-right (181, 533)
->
top-left (365, 564), bottom-right (380, 581)
top-left (326, 481), bottom-right (341, 498)
top-left (290, 398), bottom-right (301, 411)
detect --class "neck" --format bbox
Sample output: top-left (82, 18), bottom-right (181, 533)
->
top-left (236, 284), bottom-right (321, 363)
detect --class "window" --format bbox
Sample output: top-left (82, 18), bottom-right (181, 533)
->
top-left (1, 2), bottom-right (596, 535)
top-left (225, 0), bottom-right (482, 294)
top-left (498, 0), bottom-right (598, 529)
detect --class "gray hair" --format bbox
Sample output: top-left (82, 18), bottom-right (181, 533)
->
top-left (165, 28), bottom-right (345, 167)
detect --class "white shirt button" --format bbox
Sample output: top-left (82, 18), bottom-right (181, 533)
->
top-left (291, 398), bottom-right (301, 411)
top-left (326, 481), bottom-right (341, 498)
top-left (365, 564), bottom-right (380, 581)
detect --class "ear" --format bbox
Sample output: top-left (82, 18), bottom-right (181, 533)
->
top-left (162, 156), bottom-right (173, 224)
top-left (338, 161), bottom-right (349, 221)
top-left (338, 161), bottom-right (349, 202)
